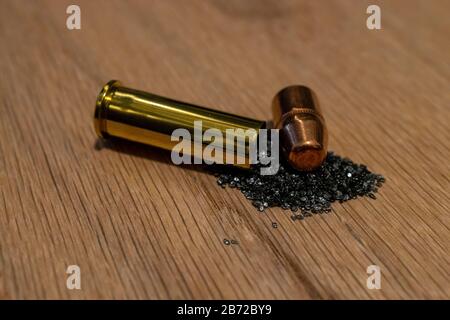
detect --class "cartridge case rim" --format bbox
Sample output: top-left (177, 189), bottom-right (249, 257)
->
top-left (94, 80), bottom-right (121, 138)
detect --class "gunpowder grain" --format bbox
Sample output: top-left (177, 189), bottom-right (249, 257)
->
top-left (213, 152), bottom-right (385, 216)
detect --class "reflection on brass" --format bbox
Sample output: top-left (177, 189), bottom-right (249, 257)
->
top-left (272, 85), bottom-right (328, 171)
top-left (94, 80), bottom-right (266, 168)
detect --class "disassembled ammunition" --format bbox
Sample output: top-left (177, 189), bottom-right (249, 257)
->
top-left (94, 81), bottom-right (328, 171)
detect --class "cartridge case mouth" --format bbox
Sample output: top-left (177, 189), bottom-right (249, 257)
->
top-left (94, 80), bottom-right (121, 138)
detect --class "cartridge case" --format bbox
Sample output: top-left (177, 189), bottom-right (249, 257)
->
top-left (272, 85), bottom-right (328, 171)
top-left (94, 80), bottom-right (266, 168)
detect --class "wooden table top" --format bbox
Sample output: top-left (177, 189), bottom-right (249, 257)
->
top-left (0, 0), bottom-right (448, 299)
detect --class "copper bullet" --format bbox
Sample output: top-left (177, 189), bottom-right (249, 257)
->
top-left (272, 85), bottom-right (328, 171)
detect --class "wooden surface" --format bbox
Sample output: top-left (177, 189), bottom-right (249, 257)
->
top-left (0, 0), bottom-right (449, 299)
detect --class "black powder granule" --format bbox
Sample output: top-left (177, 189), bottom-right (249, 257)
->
top-left (223, 238), bottom-right (239, 245)
top-left (213, 152), bottom-right (385, 217)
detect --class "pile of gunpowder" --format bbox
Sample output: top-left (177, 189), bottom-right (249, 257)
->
top-left (214, 152), bottom-right (385, 219)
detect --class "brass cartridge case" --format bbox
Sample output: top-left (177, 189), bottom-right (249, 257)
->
top-left (94, 80), bottom-right (266, 168)
top-left (272, 85), bottom-right (328, 171)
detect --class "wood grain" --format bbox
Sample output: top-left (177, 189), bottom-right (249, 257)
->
top-left (0, 0), bottom-right (449, 299)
